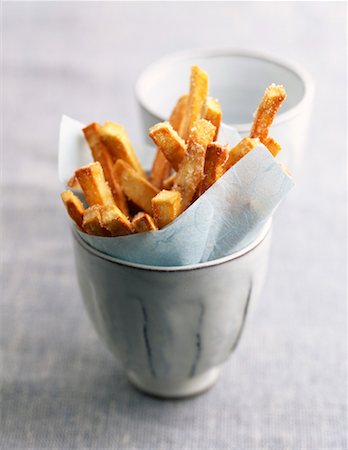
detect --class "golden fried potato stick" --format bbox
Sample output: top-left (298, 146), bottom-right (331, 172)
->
top-left (132, 212), bottom-right (158, 233)
top-left (114, 160), bottom-right (159, 214)
top-left (100, 121), bottom-right (146, 177)
top-left (180, 66), bottom-right (209, 140)
top-left (250, 84), bottom-right (286, 142)
top-left (83, 205), bottom-right (110, 236)
top-left (100, 205), bottom-right (134, 236)
top-left (82, 123), bottom-right (129, 215)
top-left (169, 94), bottom-right (188, 133)
top-left (75, 162), bottom-right (115, 208)
top-left (149, 122), bottom-right (187, 171)
top-left (173, 142), bottom-right (207, 211)
top-left (188, 118), bottom-right (216, 148)
top-left (61, 190), bottom-right (85, 229)
top-left (224, 138), bottom-right (260, 172)
top-left (162, 173), bottom-right (176, 190)
top-left (150, 94), bottom-right (188, 189)
top-left (173, 119), bottom-right (216, 210)
top-left (203, 97), bottom-right (222, 139)
top-left (263, 136), bottom-right (282, 157)
top-left (198, 143), bottom-right (229, 195)
top-left (67, 174), bottom-right (81, 190)
top-left (152, 190), bottom-right (182, 229)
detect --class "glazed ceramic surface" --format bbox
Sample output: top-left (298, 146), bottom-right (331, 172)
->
top-left (136, 48), bottom-right (314, 171)
top-left (72, 220), bottom-right (272, 397)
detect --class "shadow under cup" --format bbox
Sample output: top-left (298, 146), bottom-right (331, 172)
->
top-left (72, 219), bottom-right (272, 399)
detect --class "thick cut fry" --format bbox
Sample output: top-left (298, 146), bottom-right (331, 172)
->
top-left (162, 172), bottom-right (176, 190)
top-left (173, 142), bottom-right (207, 210)
top-left (61, 190), bottom-right (85, 229)
top-left (83, 123), bottom-right (129, 215)
top-left (198, 143), bottom-right (229, 195)
top-left (250, 84), bottom-right (286, 141)
top-left (188, 119), bottom-right (216, 148)
top-left (100, 121), bottom-right (146, 177)
top-left (83, 205), bottom-right (110, 236)
top-left (114, 160), bottom-right (159, 214)
top-left (180, 66), bottom-right (209, 140)
top-left (75, 162), bottom-right (116, 208)
top-left (263, 136), bottom-right (281, 157)
top-left (169, 94), bottom-right (188, 134)
top-left (203, 97), bottom-right (222, 139)
top-left (150, 94), bottom-right (188, 188)
top-left (132, 212), bottom-right (158, 233)
top-left (67, 174), bottom-right (81, 190)
top-left (149, 122), bottom-right (187, 171)
top-left (152, 190), bottom-right (182, 229)
top-left (100, 205), bottom-right (134, 236)
top-left (224, 138), bottom-right (260, 172)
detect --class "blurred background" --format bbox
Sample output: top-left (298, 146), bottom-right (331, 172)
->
top-left (2, 2), bottom-right (347, 449)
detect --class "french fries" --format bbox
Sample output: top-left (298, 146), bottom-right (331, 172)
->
top-left (198, 143), bottom-right (229, 195)
top-left (180, 66), bottom-right (209, 140)
top-left (149, 122), bottom-right (187, 171)
top-left (152, 190), bottom-right (182, 228)
top-left (83, 205), bottom-right (110, 236)
top-left (75, 162), bottom-right (116, 208)
top-left (100, 121), bottom-right (146, 177)
top-left (250, 84), bottom-right (286, 142)
top-left (100, 205), bottom-right (134, 236)
top-left (203, 97), bottom-right (222, 139)
top-left (150, 94), bottom-right (188, 188)
top-left (224, 138), bottom-right (260, 172)
top-left (114, 159), bottom-right (159, 214)
top-left (61, 190), bottom-right (85, 229)
top-left (83, 123), bottom-right (129, 215)
top-left (61, 66), bottom-right (288, 239)
top-left (132, 212), bottom-right (158, 233)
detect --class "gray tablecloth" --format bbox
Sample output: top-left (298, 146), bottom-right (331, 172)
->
top-left (1, 2), bottom-right (347, 449)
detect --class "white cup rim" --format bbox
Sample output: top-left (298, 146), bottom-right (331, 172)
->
top-left (73, 218), bottom-right (272, 272)
top-left (135, 47), bottom-right (315, 132)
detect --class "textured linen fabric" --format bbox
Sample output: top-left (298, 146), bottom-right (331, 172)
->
top-left (1, 2), bottom-right (347, 449)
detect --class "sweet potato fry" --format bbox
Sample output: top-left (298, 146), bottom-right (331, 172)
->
top-left (149, 122), bottom-right (187, 171)
top-left (75, 162), bottom-right (116, 208)
top-left (224, 138), bottom-right (260, 172)
top-left (250, 84), bottom-right (286, 141)
top-left (100, 121), bottom-right (146, 177)
top-left (180, 66), bottom-right (209, 140)
top-left (198, 143), bottom-right (229, 195)
top-left (150, 94), bottom-right (188, 188)
top-left (114, 160), bottom-right (159, 214)
top-left (132, 212), bottom-right (158, 233)
top-left (100, 205), bottom-right (134, 236)
top-left (83, 205), bottom-right (110, 236)
top-left (162, 173), bottom-right (176, 190)
top-left (152, 190), bottom-right (182, 228)
top-left (61, 190), bottom-right (85, 229)
top-left (203, 97), bottom-right (222, 139)
top-left (188, 119), bottom-right (216, 148)
top-left (173, 142), bottom-right (207, 210)
top-left (263, 136), bottom-right (281, 157)
top-left (83, 123), bottom-right (129, 215)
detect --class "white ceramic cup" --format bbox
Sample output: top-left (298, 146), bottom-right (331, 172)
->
top-left (72, 220), bottom-right (272, 399)
top-left (135, 48), bottom-right (314, 171)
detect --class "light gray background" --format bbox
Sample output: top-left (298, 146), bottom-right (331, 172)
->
top-left (1, 2), bottom-right (347, 449)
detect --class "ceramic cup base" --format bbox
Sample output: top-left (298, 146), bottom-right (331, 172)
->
top-left (127, 367), bottom-right (221, 399)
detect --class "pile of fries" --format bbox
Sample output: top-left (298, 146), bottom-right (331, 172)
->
top-left (61, 66), bottom-right (286, 237)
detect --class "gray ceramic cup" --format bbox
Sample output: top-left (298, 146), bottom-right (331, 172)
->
top-left (72, 219), bottom-right (272, 398)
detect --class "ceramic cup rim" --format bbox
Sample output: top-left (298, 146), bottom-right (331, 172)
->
top-left (72, 218), bottom-right (272, 273)
top-left (135, 47), bottom-right (315, 132)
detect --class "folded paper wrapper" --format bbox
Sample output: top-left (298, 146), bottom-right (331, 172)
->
top-left (58, 115), bottom-right (294, 266)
